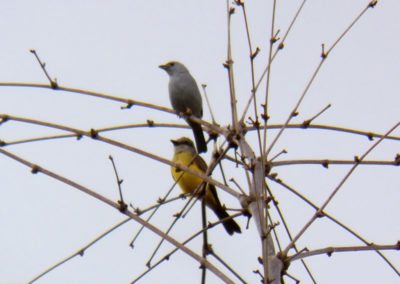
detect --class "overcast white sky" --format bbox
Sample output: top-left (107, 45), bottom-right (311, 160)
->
top-left (0, 1), bottom-right (399, 283)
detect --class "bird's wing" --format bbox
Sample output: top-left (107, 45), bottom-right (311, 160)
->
top-left (194, 154), bottom-right (208, 172)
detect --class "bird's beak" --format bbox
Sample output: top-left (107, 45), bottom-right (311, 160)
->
top-left (159, 64), bottom-right (168, 70)
top-left (170, 139), bottom-right (179, 146)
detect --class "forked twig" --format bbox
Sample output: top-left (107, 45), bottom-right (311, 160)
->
top-left (283, 121), bottom-right (400, 255)
top-left (0, 148), bottom-right (235, 284)
top-left (29, 218), bottom-right (131, 283)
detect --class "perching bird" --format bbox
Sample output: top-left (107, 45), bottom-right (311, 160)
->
top-left (170, 137), bottom-right (241, 235)
top-left (159, 61), bottom-right (207, 153)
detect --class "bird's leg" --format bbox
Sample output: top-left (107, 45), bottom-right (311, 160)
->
top-left (183, 107), bottom-right (193, 117)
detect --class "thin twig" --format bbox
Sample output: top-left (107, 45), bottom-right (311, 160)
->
top-left (261, 0), bottom-right (278, 160)
top-left (29, 218), bottom-right (131, 283)
top-left (128, 190), bottom-right (181, 248)
top-left (236, 0), bottom-right (264, 159)
top-left (240, 0), bottom-right (308, 121)
top-left (3, 121), bottom-right (399, 150)
top-left (201, 198), bottom-right (209, 284)
top-left (269, 175), bottom-right (400, 276)
top-left (130, 212), bottom-right (243, 284)
top-left (272, 159), bottom-right (399, 168)
top-left (0, 114), bottom-right (240, 199)
top-left (210, 250), bottom-right (247, 284)
top-left (266, 186), bottom-right (317, 283)
top-left (289, 243), bottom-right (400, 262)
top-left (0, 148), bottom-right (235, 284)
top-left (146, 145), bottom-right (235, 266)
top-left (225, 1), bottom-right (239, 130)
top-left (283, 121), bottom-right (400, 255)
top-left (29, 49), bottom-right (58, 88)
top-left (109, 155), bottom-right (127, 211)
top-left (201, 84), bottom-right (217, 124)
top-left (301, 104), bottom-right (331, 127)
top-left (265, 1), bottom-right (378, 157)
top-left (0, 82), bottom-right (226, 137)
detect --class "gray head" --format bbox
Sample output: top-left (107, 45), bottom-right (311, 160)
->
top-left (159, 61), bottom-right (190, 76)
top-left (170, 137), bottom-right (197, 154)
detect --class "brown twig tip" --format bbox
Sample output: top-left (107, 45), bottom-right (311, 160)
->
top-left (146, 119), bottom-right (154, 127)
top-left (250, 47), bottom-right (260, 60)
top-left (31, 165), bottom-right (41, 174)
top-left (0, 115), bottom-right (9, 124)
top-left (212, 149), bottom-right (221, 160)
top-left (326, 247), bottom-right (334, 257)
top-left (247, 116), bottom-right (260, 129)
top-left (394, 154), bottom-right (400, 165)
top-left (208, 131), bottom-right (219, 141)
top-left (173, 212), bottom-right (182, 218)
top-left (264, 162), bottom-right (272, 175)
top-left (270, 30), bottom-right (281, 44)
top-left (260, 112), bottom-right (269, 122)
top-left (302, 119), bottom-right (311, 128)
top-left (257, 256), bottom-right (263, 265)
top-left (121, 100), bottom-right (135, 109)
top-left (203, 244), bottom-right (214, 256)
top-left (234, 0), bottom-right (244, 6)
top-left (222, 59), bottom-right (233, 69)
top-left (118, 200), bottom-right (128, 213)
top-left (321, 43), bottom-right (328, 59)
top-left (89, 128), bottom-right (98, 138)
top-left (269, 173), bottom-right (278, 180)
top-left (369, 0), bottom-right (378, 8)
top-left (50, 79), bottom-right (58, 89)
top-left (316, 210), bottom-right (325, 218)
top-left (228, 140), bottom-right (239, 151)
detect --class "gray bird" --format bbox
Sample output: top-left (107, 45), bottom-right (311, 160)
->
top-left (159, 61), bottom-right (207, 153)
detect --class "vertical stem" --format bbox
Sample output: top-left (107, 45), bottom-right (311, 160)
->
top-left (262, 0), bottom-right (278, 159)
top-left (201, 198), bottom-right (208, 284)
top-left (226, 1), bottom-right (239, 130)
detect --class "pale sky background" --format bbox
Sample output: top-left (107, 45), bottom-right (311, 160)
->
top-left (0, 0), bottom-right (399, 283)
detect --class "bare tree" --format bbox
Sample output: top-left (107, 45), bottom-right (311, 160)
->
top-left (0, 1), bottom-right (399, 283)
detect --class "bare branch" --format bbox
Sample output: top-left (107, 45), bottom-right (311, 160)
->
top-left (29, 49), bottom-right (58, 88)
top-left (0, 147), bottom-right (235, 284)
top-left (283, 121), bottom-right (400, 255)
top-left (289, 243), bottom-right (400, 262)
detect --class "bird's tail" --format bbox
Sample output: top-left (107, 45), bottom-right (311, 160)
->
top-left (212, 205), bottom-right (242, 235)
top-left (187, 120), bottom-right (207, 153)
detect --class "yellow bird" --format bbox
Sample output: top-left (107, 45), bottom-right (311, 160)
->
top-left (170, 137), bottom-right (241, 235)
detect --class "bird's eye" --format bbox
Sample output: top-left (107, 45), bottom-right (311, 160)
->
top-left (169, 62), bottom-right (175, 67)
